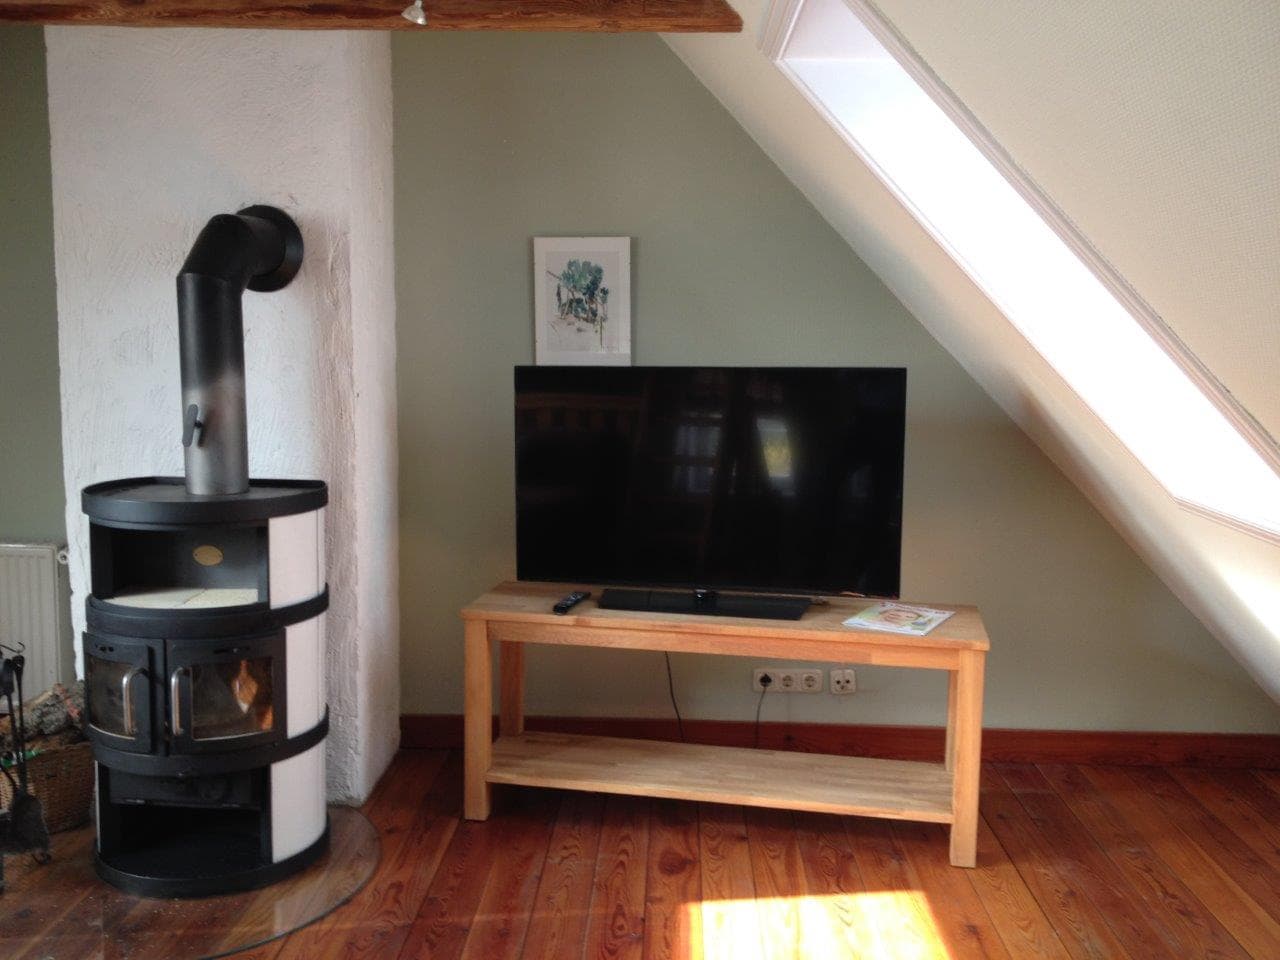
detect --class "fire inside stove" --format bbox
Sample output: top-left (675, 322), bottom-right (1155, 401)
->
top-left (194, 658), bottom-right (275, 737)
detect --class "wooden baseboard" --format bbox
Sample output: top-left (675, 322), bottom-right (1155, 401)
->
top-left (399, 714), bottom-right (1280, 768)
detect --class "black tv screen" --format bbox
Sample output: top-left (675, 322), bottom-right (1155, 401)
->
top-left (515, 366), bottom-right (906, 597)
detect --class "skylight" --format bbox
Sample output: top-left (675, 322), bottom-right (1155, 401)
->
top-left (767, 0), bottom-right (1280, 538)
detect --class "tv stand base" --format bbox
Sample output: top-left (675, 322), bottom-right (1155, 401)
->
top-left (598, 587), bottom-right (811, 620)
top-left (462, 581), bottom-right (989, 868)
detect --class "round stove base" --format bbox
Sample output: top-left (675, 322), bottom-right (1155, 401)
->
top-left (94, 818), bottom-right (330, 899)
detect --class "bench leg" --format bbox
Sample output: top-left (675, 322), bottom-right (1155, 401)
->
top-left (464, 620), bottom-right (493, 820)
top-left (948, 649), bottom-right (985, 867)
top-left (945, 669), bottom-right (959, 772)
top-left (499, 641), bottom-right (525, 737)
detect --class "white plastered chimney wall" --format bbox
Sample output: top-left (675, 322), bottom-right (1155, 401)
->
top-left (44, 26), bottom-right (401, 802)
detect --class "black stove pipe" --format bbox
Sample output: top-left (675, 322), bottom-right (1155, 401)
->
top-left (177, 205), bottom-right (303, 496)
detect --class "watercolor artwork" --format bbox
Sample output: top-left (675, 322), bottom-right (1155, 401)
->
top-left (533, 237), bottom-right (631, 365)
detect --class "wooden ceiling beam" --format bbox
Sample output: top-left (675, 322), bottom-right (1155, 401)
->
top-left (0, 0), bottom-right (742, 32)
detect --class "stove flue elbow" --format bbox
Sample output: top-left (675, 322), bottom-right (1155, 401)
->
top-left (177, 205), bottom-right (303, 496)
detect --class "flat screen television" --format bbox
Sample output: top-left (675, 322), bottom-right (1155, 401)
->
top-left (515, 366), bottom-right (907, 598)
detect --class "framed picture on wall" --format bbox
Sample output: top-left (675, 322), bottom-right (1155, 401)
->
top-left (533, 236), bottom-right (631, 365)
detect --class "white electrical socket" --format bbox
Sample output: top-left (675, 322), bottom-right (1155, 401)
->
top-left (830, 668), bottom-right (857, 694)
top-left (753, 667), bottom-right (823, 693)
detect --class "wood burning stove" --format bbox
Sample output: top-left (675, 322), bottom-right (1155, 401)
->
top-left (81, 207), bottom-right (328, 897)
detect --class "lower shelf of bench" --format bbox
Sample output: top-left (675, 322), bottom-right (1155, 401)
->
top-left (486, 731), bottom-right (955, 823)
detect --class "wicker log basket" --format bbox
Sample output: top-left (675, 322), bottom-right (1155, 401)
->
top-left (1, 683), bottom-right (93, 833)
top-left (1, 739), bottom-right (93, 833)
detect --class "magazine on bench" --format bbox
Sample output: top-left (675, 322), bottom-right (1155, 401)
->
top-left (842, 601), bottom-right (955, 636)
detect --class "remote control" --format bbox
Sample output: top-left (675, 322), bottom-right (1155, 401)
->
top-left (553, 590), bottom-right (591, 614)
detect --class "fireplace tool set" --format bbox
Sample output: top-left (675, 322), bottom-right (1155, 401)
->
top-left (0, 647), bottom-right (52, 893)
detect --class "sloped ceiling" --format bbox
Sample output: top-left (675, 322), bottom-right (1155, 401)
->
top-left (870, 0), bottom-right (1280, 446)
top-left (663, 0), bottom-right (1280, 704)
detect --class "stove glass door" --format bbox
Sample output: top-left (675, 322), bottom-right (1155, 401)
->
top-left (168, 634), bottom-right (285, 753)
top-left (85, 634), bottom-right (156, 754)
top-left (190, 656), bottom-right (276, 740)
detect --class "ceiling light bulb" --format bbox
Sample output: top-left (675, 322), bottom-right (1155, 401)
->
top-left (402, 0), bottom-right (428, 26)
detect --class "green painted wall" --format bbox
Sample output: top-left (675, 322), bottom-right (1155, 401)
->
top-left (0, 28), bottom-right (1270, 731)
top-left (392, 33), bottom-right (1279, 732)
top-left (0, 27), bottom-right (64, 545)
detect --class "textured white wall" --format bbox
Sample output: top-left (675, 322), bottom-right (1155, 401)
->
top-left (45, 27), bottom-right (399, 801)
top-left (665, 2), bottom-right (1280, 711)
top-left (346, 34), bottom-right (402, 794)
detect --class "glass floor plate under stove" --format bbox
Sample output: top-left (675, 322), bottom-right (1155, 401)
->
top-left (0, 806), bottom-right (377, 959)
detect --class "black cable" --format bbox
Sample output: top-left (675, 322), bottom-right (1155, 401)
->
top-left (663, 652), bottom-right (685, 742)
top-left (753, 684), bottom-right (769, 748)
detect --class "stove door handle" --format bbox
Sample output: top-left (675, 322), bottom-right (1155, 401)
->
top-left (170, 666), bottom-right (191, 737)
top-left (121, 666), bottom-right (145, 736)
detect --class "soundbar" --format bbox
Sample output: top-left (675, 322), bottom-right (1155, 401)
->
top-left (598, 587), bottom-right (811, 621)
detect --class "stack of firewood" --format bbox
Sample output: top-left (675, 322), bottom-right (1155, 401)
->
top-left (0, 682), bottom-right (85, 753)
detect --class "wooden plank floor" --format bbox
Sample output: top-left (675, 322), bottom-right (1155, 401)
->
top-left (235, 749), bottom-right (1280, 960)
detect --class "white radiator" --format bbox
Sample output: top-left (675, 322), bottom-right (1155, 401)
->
top-left (0, 543), bottom-right (75, 693)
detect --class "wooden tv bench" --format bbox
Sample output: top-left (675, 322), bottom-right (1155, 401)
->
top-left (461, 581), bottom-right (989, 867)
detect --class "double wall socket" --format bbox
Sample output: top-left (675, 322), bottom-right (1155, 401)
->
top-left (752, 667), bottom-right (823, 693)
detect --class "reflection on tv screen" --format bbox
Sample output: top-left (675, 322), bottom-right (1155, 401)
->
top-left (515, 366), bottom-right (906, 597)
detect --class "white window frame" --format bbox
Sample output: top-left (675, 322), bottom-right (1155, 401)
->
top-left (762, 0), bottom-right (1280, 543)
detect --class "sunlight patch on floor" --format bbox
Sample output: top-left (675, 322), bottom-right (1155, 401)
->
top-left (689, 891), bottom-right (951, 959)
